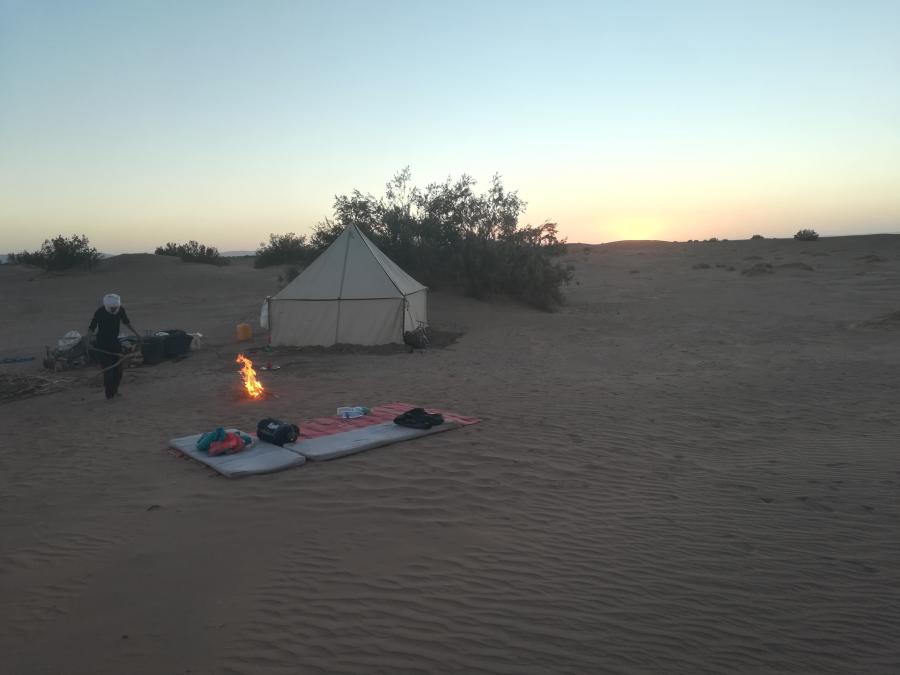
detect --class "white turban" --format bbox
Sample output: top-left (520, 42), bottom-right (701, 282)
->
top-left (103, 293), bottom-right (122, 312)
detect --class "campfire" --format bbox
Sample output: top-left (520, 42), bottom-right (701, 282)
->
top-left (236, 353), bottom-right (265, 399)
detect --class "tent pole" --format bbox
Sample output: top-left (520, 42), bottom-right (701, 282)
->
top-left (402, 297), bottom-right (410, 338)
top-left (335, 226), bottom-right (352, 344)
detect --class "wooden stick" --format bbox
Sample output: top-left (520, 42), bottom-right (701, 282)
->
top-left (89, 345), bottom-right (140, 375)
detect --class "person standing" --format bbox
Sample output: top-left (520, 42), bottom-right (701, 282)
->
top-left (88, 293), bottom-right (139, 399)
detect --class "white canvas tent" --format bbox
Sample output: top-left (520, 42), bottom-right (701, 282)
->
top-left (267, 224), bottom-right (427, 347)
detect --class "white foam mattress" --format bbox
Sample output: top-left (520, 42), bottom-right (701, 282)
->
top-left (169, 430), bottom-right (306, 478)
top-left (285, 420), bottom-right (460, 461)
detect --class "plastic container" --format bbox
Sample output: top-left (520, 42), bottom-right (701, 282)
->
top-left (161, 329), bottom-right (193, 357)
top-left (236, 323), bottom-right (252, 341)
top-left (140, 335), bottom-right (166, 365)
top-left (337, 406), bottom-right (368, 419)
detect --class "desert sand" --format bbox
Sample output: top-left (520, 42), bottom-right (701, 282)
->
top-left (1, 236), bottom-right (899, 674)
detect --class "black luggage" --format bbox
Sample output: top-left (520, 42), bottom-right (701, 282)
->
top-left (257, 418), bottom-right (299, 446)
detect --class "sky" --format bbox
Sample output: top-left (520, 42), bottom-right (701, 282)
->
top-left (1, 0), bottom-right (899, 253)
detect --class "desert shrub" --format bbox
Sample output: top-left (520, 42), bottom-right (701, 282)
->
top-left (322, 169), bottom-right (573, 310)
top-left (8, 234), bottom-right (101, 270)
top-left (254, 233), bottom-right (312, 268)
top-left (706, 237), bottom-right (719, 242)
top-left (743, 262), bottom-right (775, 276)
top-left (794, 229), bottom-right (819, 241)
top-left (277, 265), bottom-right (301, 287)
top-left (259, 170), bottom-right (573, 310)
top-left (155, 241), bottom-right (227, 265)
top-left (751, 234), bottom-right (765, 240)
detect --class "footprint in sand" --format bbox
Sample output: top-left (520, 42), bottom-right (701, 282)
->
top-left (716, 481), bottom-right (758, 493)
top-left (797, 496), bottom-right (834, 513)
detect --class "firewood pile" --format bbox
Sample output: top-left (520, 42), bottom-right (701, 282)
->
top-left (43, 334), bottom-right (91, 372)
top-left (0, 373), bottom-right (74, 403)
top-left (122, 340), bottom-right (143, 367)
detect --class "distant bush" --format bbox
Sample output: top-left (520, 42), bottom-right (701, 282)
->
top-left (7, 234), bottom-right (101, 270)
top-left (743, 262), bottom-right (775, 276)
top-left (794, 229), bottom-right (819, 241)
top-left (155, 241), bottom-right (227, 265)
top-left (263, 169), bottom-right (574, 310)
top-left (751, 234), bottom-right (765, 240)
top-left (255, 233), bottom-right (312, 268)
top-left (706, 237), bottom-right (719, 242)
top-left (323, 169), bottom-right (573, 310)
top-left (278, 265), bottom-right (300, 287)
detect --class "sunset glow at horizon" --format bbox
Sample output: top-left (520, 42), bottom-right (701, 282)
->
top-left (2, 1), bottom-right (898, 253)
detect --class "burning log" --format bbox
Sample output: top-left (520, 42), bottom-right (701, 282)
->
top-left (236, 353), bottom-right (265, 399)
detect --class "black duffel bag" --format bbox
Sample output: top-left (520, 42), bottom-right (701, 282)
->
top-left (257, 418), bottom-right (299, 446)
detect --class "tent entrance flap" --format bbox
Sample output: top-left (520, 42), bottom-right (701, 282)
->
top-left (404, 289), bottom-right (427, 332)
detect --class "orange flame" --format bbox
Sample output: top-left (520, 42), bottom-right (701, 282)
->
top-left (236, 353), bottom-right (265, 399)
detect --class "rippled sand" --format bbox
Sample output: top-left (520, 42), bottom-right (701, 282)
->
top-left (2, 237), bottom-right (899, 674)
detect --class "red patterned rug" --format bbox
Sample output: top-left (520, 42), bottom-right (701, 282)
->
top-left (298, 402), bottom-right (479, 440)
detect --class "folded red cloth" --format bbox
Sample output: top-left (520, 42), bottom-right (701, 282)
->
top-left (208, 432), bottom-right (247, 456)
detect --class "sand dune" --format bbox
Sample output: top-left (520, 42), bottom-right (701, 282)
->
top-left (2, 237), bottom-right (899, 674)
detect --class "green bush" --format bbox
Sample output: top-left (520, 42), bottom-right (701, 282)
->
top-left (330, 169), bottom-right (573, 310)
top-left (8, 234), bottom-right (101, 270)
top-left (155, 241), bottom-right (227, 265)
top-left (259, 169), bottom-right (574, 310)
top-left (278, 265), bottom-right (301, 287)
top-left (794, 229), bottom-right (819, 241)
top-left (751, 234), bottom-right (765, 240)
top-left (254, 233), bottom-right (312, 268)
